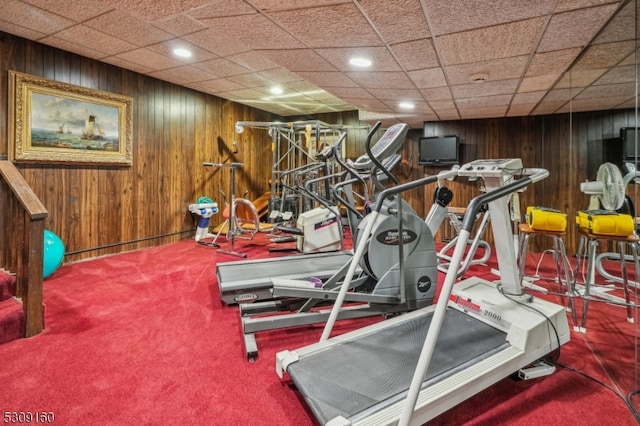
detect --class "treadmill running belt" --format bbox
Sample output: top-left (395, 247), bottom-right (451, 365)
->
top-left (286, 308), bottom-right (507, 424)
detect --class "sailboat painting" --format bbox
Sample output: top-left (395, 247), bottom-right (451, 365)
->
top-left (30, 94), bottom-right (118, 151)
top-left (9, 70), bottom-right (132, 165)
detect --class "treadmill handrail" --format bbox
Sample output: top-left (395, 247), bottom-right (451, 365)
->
top-left (398, 165), bottom-right (548, 426)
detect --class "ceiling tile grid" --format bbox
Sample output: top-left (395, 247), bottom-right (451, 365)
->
top-left (0, 0), bottom-right (632, 127)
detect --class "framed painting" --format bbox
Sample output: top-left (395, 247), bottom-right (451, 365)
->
top-left (8, 71), bottom-right (133, 166)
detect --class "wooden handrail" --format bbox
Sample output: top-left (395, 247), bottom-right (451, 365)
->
top-left (0, 160), bottom-right (48, 337)
top-left (0, 161), bottom-right (47, 219)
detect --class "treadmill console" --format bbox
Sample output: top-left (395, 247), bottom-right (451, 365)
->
top-left (456, 158), bottom-right (523, 178)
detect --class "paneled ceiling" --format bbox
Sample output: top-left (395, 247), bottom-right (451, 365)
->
top-left (1, 0), bottom-right (636, 128)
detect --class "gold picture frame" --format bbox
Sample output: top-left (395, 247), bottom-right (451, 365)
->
top-left (8, 71), bottom-right (133, 166)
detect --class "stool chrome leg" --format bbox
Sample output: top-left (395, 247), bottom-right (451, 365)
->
top-left (619, 241), bottom-right (634, 323)
top-left (580, 238), bottom-right (599, 332)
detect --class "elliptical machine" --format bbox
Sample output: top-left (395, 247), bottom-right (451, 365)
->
top-left (240, 122), bottom-right (453, 361)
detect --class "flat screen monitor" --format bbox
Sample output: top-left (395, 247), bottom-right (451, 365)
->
top-left (621, 127), bottom-right (640, 162)
top-left (418, 135), bottom-right (459, 166)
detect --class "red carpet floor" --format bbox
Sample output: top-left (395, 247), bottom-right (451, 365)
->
top-left (0, 234), bottom-right (638, 425)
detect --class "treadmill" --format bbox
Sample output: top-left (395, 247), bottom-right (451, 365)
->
top-left (216, 123), bottom-right (410, 305)
top-left (276, 159), bottom-right (571, 426)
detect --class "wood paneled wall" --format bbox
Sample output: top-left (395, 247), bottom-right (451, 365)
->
top-left (1, 32), bottom-right (636, 262)
top-left (0, 33), bottom-right (278, 262)
top-left (414, 112), bottom-right (637, 253)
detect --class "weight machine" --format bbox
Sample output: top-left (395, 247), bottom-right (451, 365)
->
top-left (233, 120), bottom-right (344, 223)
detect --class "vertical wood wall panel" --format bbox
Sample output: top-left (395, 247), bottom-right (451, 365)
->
top-left (0, 32), bottom-right (637, 262)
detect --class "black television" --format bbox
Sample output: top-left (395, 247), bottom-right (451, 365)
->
top-left (418, 135), bottom-right (459, 166)
top-left (621, 127), bottom-right (640, 162)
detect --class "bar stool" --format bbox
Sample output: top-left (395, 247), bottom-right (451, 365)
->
top-left (573, 228), bottom-right (637, 332)
top-left (517, 223), bottom-right (578, 328)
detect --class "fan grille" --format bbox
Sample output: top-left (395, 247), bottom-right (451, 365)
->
top-left (596, 162), bottom-right (625, 210)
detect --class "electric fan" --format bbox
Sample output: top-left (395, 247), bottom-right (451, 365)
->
top-left (580, 162), bottom-right (626, 211)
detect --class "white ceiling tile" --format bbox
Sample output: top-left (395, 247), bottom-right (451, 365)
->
top-left (532, 100), bottom-right (567, 115)
top-left (84, 10), bottom-right (174, 46)
top-left (0, 0), bottom-right (632, 120)
top-left (226, 52), bottom-right (279, 72)
top-left (102, 0), bottom-right (212, 21)
top-left (555, 0), bottom-right (623, 14)
top-left (346, 71), bottom-right (415, 89)
top-left (101, 56), bottom-right (155, 74)
top-left (428, 99), bottom-right (456, 110)
top-left (193, 58), bottom-right (251, 77)
top-left (372, 88), bottom-right (426, 102)
top-left (458, 105), bottom-right (508, 118)
top-left (526, 48), bottom-right (582, 76)
top-left (115, 48), bottom-right (184, 70)
top-left (248, 0), bottom-right (352, 12)
top-left (258, 68), bottom-right (303, 84)
top-left (576, 81), bottom-right (635, 99)
top-left (0, 19), bottom-right (47, 40)
top-left (226, 73), bottom-right (277, 88)
top-left (558, 95), bottom-right (633, 112)
top-left (39, 35), bottom-right (111, 60)
top-left (151, 14), bottom-right (208, 37)
top-left (48, 25), bottom-right (137, 56)
top-left (435, 110), bottom-right (461, 120)
top-left (456, 94), bottom-right (513, 109)
top-left (519, 74), bottom-right (562, 92)
top-left (256, 49), bottom-right (337, 72)
top-left (407, 68), bottom-right (447, 89)
top-left (512, 91), bottom-right (547, 104)
top-left (358, 0), bottom-right (431, 44)
top-left (588, 0), bottom-right (633, 44)
top-left (21, 0), bottom-right (115, 22)
top-left (198, 13), bottom-right (305, 50)
top-left (4, 0), bottom-right (75, 34)
top-left (424, 0), bottom-right (556, 35)
top-left (149, 65), bottom-right (218, 84)
top-left (187, 78), bottom-right (245, 93)
top-left (538, 4), bottom-right (620, 52)
top-left (269, 3), bottom-right (383, 48)
top-left (595, 64), bottom-right (636, 85)
top-left (437, 18), bottom-right (545, 66)
top-left (572, 40), bottom-right (636, 71)
top-left (296, 72), bottom-right (359, 88)
top-left (553, 68), bottom-right (608, 89)
top-left (507, 103), bottom-right (537, 116)
top-left (183, 29), bottom-right (249, 57)
top-left (391, 39), bottom-right (440, 71)
top-left (344, 99), bottom-right (392, 112)
top-left (326, 87), bottom-right (376, 100)
top-left (421, 87), bottom-right (453, 101)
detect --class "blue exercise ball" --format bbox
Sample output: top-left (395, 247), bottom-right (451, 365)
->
top-left (43, 230), bottom-right (65, 279)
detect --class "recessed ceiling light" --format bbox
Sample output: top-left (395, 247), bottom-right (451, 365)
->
top-left (173, 48), bottom-right (192, 58)
top-left (399, 101), bottom-right (415, 109)
top-left (349, 57), bottom-right (372, 67)
top-left (270, 86), bottom-right (283, 95)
